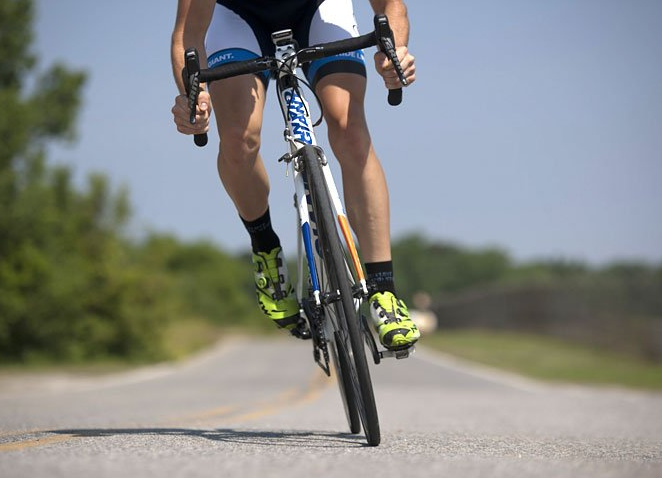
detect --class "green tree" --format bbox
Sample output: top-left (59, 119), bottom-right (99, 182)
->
top-left (0, 0), bottom-right (170, 362)
top-left (0, 0), bottom-right (266, 363)
top-left (391, 234), bottom-right (511, 302)
top-left (137, 235), bottom-right (265, 330)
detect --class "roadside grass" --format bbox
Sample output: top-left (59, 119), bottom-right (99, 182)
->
top-left (161, 317), bottom-right (225, 360)
top-left (0, 319), bottom-right (271, 376)
top-left (8, 322), bottom-right (660, 391)
top-left (160, 317), bottom-right (275, 360)
top-left (422, 329), bottom-right (662, 390)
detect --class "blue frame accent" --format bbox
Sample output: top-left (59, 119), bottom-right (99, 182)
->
top-left (284, 89), bottom-right (314, 145)
top-left (302, 222), bottom-right (320, 293)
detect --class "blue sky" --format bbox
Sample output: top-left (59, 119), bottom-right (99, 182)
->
top-left (35, 1), bottom-right (662, 265)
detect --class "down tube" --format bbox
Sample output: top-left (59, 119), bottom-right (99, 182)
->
top-left (294, 168), bottom-right (321, 304)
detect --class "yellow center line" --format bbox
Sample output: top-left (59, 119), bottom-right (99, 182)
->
top-left (0, 434), bottom-right (73, 452)
top-left (160, 405), bottom-right (238, 426)
top-left (0, 367), bottom-right (332, 452)
top-left (186, 369), bottom-right (331, 426)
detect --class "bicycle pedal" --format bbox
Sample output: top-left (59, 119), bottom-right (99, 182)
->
top-left (379, 346), bottom-right (416, 360)
top-left (290, 322), bottom-right (313, 340)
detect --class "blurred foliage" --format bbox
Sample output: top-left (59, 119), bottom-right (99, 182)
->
top-left (0, 0), bottom-right (263, 364)
top-left (392, 233), bottom-right (661, 304)
top-left (0, 0), bottom-right (35, 89)
top-left (134, 235), bottom-right (264, 330)
top-left (391, 234), bottom-right (662, 362)
top-left (392, 234), bottom-right (511, 300)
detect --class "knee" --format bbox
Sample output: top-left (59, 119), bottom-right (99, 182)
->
top-left (219, 124), bottom-right (261, 167)
top-left (327, 116), bottom-right (372, 168)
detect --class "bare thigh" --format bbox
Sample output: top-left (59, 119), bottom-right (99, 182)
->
top-left (208, 74), bottom-right (266, 155)
top-left (316, 73), bottom-right (374, 174)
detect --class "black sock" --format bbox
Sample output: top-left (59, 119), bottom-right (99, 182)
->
top-left (241, 208), bottom-right (280, 253)
top-left (365, 261), bottom-right (396, 295)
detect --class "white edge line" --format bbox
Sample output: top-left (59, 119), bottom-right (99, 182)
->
top-left (0, 338), bottom-right (247, 399)
top-left (412, 345), bottom-right (546, 393)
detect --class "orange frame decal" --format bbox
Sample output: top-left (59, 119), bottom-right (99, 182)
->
top-left (337, 215), bottom-right (365, 283)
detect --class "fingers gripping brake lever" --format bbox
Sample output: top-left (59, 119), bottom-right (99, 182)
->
top-left (374, 15), bottom-right (407, 106)
top-left (182, 48), bottom-right (208, 147)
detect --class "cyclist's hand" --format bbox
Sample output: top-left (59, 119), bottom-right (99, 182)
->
top-left (373, 46), bottom-right (416, 89)
top-left (172, 89), bottom-right (211, 135)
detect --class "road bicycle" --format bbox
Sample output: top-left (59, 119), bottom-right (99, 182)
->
top-left (182, 14), bottom-right (413, 447)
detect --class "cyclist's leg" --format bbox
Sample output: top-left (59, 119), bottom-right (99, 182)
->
top-left (301, 0), bottom-right (389, 263)
top-left (315, 74), bottom-right (391, 264)
top-left (206, 3), bottom-right (299, 329)
top-left (317, 75), bottom-right (420, 349)
top-left (208, 75), bottom-right (269, 222)
top-left (208, 77), bottom-right (299, 328)
top-left (205, 2), bottom-right (272, 221)
top-left (304, 0), bottom-right (421, 347)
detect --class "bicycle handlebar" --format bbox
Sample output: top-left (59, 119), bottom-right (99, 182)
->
top-left (183, 14), bottom-right (406, 147)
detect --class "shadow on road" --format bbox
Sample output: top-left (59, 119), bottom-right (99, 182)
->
top-left (49, 427), bottom-right (367, 448)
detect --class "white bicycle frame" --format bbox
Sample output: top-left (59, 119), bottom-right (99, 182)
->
top-left (271, 31), bottom-right (368, 319)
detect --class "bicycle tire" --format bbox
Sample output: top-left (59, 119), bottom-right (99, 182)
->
top-left (302, 146), bottom-right (360, 435)
top-left (329, 337), bottom-right (361, 434)
top-left (302, 145), bottom-right (380, 446)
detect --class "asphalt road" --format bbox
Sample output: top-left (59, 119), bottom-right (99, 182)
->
top-left (1, 336), bottom-right (661, 477)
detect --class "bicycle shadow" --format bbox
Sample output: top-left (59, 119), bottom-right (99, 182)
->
top-left (49, 427), bottom-right (367, 448)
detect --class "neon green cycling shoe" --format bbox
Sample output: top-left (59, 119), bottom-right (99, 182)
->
top-left (369, 291), bottom-right (420, 350)
top-left (252, 247), bottom-right (300, 330)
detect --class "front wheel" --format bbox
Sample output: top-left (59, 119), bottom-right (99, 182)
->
top-left (329, 337), bottom-right (361, 434)
top-left (302, 145), bottom-right (380, 446)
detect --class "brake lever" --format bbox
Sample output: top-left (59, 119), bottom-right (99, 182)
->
top-left (182, 48), bottom-right (208, 147)
top-left (374, 14), bottom-right (406, 106)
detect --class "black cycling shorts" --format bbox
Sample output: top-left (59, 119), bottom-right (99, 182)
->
top-left (206, 0), bottom-right (367, 88)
